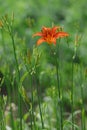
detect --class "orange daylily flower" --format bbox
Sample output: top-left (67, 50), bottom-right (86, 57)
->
top-left (32, 26), bottom-right (69, 45)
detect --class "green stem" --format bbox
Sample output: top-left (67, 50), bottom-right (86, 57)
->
top-left (11, 34), bottom-right (20, 81)
top-left (7, 81), bottom-right (15, 130)
top-left (80, 64), bottom-right (85, 130)
top-left (35, 75), bottom-right (44, 129)
top-left (10, 104), bottom-right (15, 130)
top-left (30, 75), bottom-right (36, 130)
top-left (56, 43), bottom-right (63, 130)
top-left (25, 65), bottom-right (36, 130)
top-left (0, 97), bottom-right (6, 130)
top-left (1, 29), bottom-right (5, 53)
top-left (71, 60), bottom-right (74, 130)
top-left (10, 33), bottom-right (22, 130)
top-left (81, 86), bottom-right (85, 130)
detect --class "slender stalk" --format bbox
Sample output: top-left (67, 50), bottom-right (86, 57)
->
top-left (55, 42), bottom-right (63, 130)
top-left (1, 29), bottom-right (5, 53)
top-left (30, 75), bottom-right (36, 130)
top-left (10, 105), bottom-right (15, 130)
top-left (7, 80), bottom-right (15, 130)
top-left (3, 18), bottom-right (22, 130)
top-left (0, 30), bottom-right (7, 130)
top-left (71, 59), bottom-right (74, 130)
top-left (81, 86), bottom-right (85, 130)
top-left (25, 50), bottom-right (44, 129)
top-left (10, 32), bottom-right (22, 130)
top-left (35, 74), bottom-right (44, 129)
top-left (0, 97), bottom-right (6, 130)
top-left (80, 64), bottom-right (85, 130)
top-left (25, 65), bottom-right (36, 130)
top-left (11, 34), bottom-right (20, 81)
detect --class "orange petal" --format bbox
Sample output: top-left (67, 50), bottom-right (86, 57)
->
top-left (42, 26), bottom-right (51, 33)
top-left (50, 38), bottom-right (57, 45)
top-left (55, 32), bottom-right (69, 38)
top-left (37, 38), bottom-right (46, 45)
top-left (53, 39), bottom-right (57, 45)
top-left (42, 26), bottom-right (51, 30)
top-left (32, 32), bottom-right (43, 37)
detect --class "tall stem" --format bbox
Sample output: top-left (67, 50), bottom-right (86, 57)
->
top-left (1, 29), bottom-right (5, 53)
top-left (56, 43), bottom-right (63, 130)
top-left (0, 97), bottom-right (6, 130)
top-left (35, 74), bottom-right (44, 129)
top-left (30, 75), bottom-right (36, 130)
top-left (11, 34), bottom-right (20, 81)
top-left (25, 65), bottom-right (36, 130)
top-left (71, 60), bottom-right (74, 130)
top-left (10, 33), bottom-right (22, 130)
top-left (80, 64), bottom-right (85, 130)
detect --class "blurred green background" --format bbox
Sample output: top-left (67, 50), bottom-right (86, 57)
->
top-left (0, 0), bottom-right (87, 129)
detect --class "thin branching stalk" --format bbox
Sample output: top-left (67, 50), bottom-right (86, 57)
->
top-left (33, 48), bottom-right (44, 129)
top-left (25, 65), bottom-right (36, 130)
